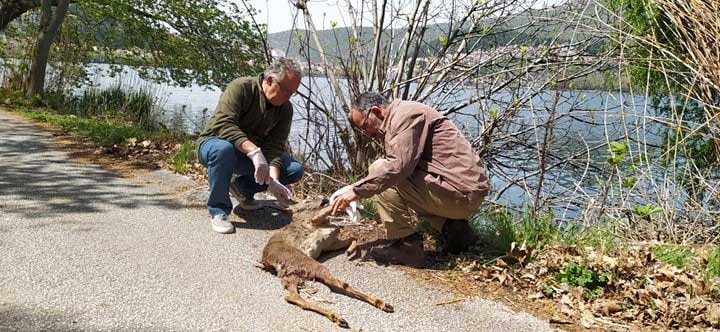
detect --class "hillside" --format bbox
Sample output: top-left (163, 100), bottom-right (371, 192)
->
top-left (265, 0), bottom-right (604, 63)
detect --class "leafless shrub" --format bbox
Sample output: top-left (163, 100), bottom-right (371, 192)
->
top-left (276, 0), bottom-right (718, 243)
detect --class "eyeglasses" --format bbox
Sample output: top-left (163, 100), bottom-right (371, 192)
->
top-left (354, 109), bottom-right (373, 136)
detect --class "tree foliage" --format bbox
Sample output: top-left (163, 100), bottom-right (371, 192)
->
top-left (604, 0), bottom-right (678, 97)
top-left (78, 0), bottom-right (266, 88)
top-left (1, 0), bottom-right (266, 92)
top-left (606, 0), bottom-right (719, 173)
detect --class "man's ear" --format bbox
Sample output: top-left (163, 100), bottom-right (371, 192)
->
top-left (370, 106), bottom-right (384, 120)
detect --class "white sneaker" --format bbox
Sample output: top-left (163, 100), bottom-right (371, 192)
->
top-left (210, 214), bottom-right (234, 234)
top-left (229, 182), bottom-right (262, 210)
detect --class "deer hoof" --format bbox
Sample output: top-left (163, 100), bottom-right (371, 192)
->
top-left (345, 241), bottom-right (358, 256)
top-left (338, 318), bottom-right (350, 328)
top-left (382, 303), bottom-right (394, 313)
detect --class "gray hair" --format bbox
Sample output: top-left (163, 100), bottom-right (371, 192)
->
top-left (263, 57), bottom-right (302, 81)
top-left (350, 92), bottom-right (391, 116)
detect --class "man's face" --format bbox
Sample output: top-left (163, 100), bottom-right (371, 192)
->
top-left (350, 107), bottom-right (384, 140)
top-left (263, 71), bottom-right (301, 106)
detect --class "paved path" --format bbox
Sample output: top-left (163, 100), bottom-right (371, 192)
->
top-left (0, 109), bottom-right (554, 332)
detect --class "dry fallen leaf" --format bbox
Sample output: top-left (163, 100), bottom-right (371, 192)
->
top-left (461, 261), bottom-right (479, 273)
top-left (508, 240), bottom-right (529, 264)
top-left (528, 292), bottom-right (545, 300)
top-left (654, 299), bottom-right (668, 313)
top-left (706, 304), bottom-right (720, 327)
top-left (549, 315), bottom-right (573, 325)
top-left (580, 311), bottom-right (596, 328)
top-left (655, 266), bottom-right (677, 282)
top-left (520, 273), bottom-right (536, 281)
top-left (496, 258), bottom-right (509, 268)
top-left (593, 299), bottom-right (623, 316)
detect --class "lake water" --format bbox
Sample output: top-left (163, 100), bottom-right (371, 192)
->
top-left (3, 63), bottom-right (671, 217)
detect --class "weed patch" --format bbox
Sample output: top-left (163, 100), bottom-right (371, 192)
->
top-left (551, 262), bottom-right (610, 299)
top-left (469, 207), bottom-right (612, 259)
top-left (48, 85), bottom-right (161, 129)
top-left (651, 244), bottom-right (695, 269)
top-left (170, 139), bottom-right (197, 172)
top-left (705, 245), bottom-right (720, 280)
top-left (16, 108), bottom-right (160, 146)
top-left (359, 198), bottom-right (379, 222)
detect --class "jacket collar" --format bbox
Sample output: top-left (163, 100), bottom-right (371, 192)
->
top-left (380, 100), bottom-right (401, 133)
top-left (256, 74), bottom-right (268, 114)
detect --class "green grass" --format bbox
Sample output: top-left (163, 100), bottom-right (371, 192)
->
top-left (470, 207), bottom-right (566, 257)
top-left (359, 198), bottom-right (379, 221)
top-left (170, 139), bottom-right (197, 172)
top-left (47, 85), bottom-right (161, 130)
top-left (470, 207), bottom-right (518, 256)
top-left (470, 207), bottom-right (621, 259)
top-left (3, 84), bottom-right (182, 150)
top-left (2, 84), bottom-right (163, 131)
top-left (704, 245), bottom-right (720, 280)
top-left (0, 87), bottom-right (44, 107)
top-left (16, 108), bottom-right (162, 146)
top-left (651, 244), bottom-right (696, 269)
top-left (559, 220), bottom-right (621, 253)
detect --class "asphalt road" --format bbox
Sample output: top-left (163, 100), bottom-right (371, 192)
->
top-left (0, 109), bottom-right (555, 332)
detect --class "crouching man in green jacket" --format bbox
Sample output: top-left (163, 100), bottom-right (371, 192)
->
top-left (196, 58), bottom-right (304, 234)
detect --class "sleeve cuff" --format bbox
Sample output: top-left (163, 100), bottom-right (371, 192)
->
top-left (269, 157), bottom-right (284, 168)
top-left (233, 137), bottom-right (249, 151)
top-left (351, 183), bottom-right (372, 199)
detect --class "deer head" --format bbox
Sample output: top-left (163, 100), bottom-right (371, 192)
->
top-left (288, 196), bottom-right (334, 227)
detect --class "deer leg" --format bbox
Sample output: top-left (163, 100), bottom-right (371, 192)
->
top-left (323, 237), bottom-right (353, 252)
top-left (281, 276), bottom-right (350, 329)
top-left (345, 240), bottom-right (358, 257)
top-left (314, 272), bottom-right (394, 313)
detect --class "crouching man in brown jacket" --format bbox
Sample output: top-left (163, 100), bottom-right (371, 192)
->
top-left (330, 92), bottom-right (491, 267)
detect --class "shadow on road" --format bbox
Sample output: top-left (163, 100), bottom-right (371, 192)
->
top-left (232, 205), bottom-right (291, 230)
top-left (0, 303), bottom-right (186, 332)
top-left (0, 116), bottom-right (186, 220)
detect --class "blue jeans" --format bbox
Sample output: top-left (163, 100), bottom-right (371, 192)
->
top-left (198, 137), bottom-right (304, 216)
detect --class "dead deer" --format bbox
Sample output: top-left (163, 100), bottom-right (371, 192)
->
top-left (260, 197), bottom-right (394, 328)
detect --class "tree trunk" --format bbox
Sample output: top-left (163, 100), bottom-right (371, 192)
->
top-left (25, 0), bottom-right (69, 96)
top-left (0, 0), bottom-right (47, 31)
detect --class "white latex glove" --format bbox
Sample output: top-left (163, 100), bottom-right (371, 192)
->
top-left (267, 178), bottom-right (293, 205)
top-left (330, 185), bottom-right (360, 223)
top-left (246, 147), bottom-right (269, 185)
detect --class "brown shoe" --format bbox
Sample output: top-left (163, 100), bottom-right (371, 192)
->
top-left (368, 233), bottom-right (425, 268)
top-left (439, 219), bottom-right (477, 254)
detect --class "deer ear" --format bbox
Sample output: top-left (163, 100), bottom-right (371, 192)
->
top-left (287, 199), bottom-right (303, 215)
top-left (285, 206), bottom-right (295, 217)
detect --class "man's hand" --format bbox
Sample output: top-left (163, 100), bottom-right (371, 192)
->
top-left (330, 185), bottom-right (359, 215)
top-left (267, 178), bottom-right (293, 205)
top-left (246, 147), bottom-right (269, 185)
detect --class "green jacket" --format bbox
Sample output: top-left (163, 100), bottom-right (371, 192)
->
top-left (196, 75), bottom-right (293, 168)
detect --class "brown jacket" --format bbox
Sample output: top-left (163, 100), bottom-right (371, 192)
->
top-left (353, 100), bottom-right (491, 203)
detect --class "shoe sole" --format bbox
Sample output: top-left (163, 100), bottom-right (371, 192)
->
top-left (211, 223), bottom-right (235, 234)
top-left (229, 190), bottom-right (263, 211)
top-left (235, 203), bottom-right (263, 211)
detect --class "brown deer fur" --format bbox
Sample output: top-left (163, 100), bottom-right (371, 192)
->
top-left (260, 197), bottom-right (394, 329)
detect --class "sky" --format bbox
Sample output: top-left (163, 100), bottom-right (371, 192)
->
top-left (237, 0), bottom-right (567, 34)
top-left (239, 0), bottom-right (347, 33)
